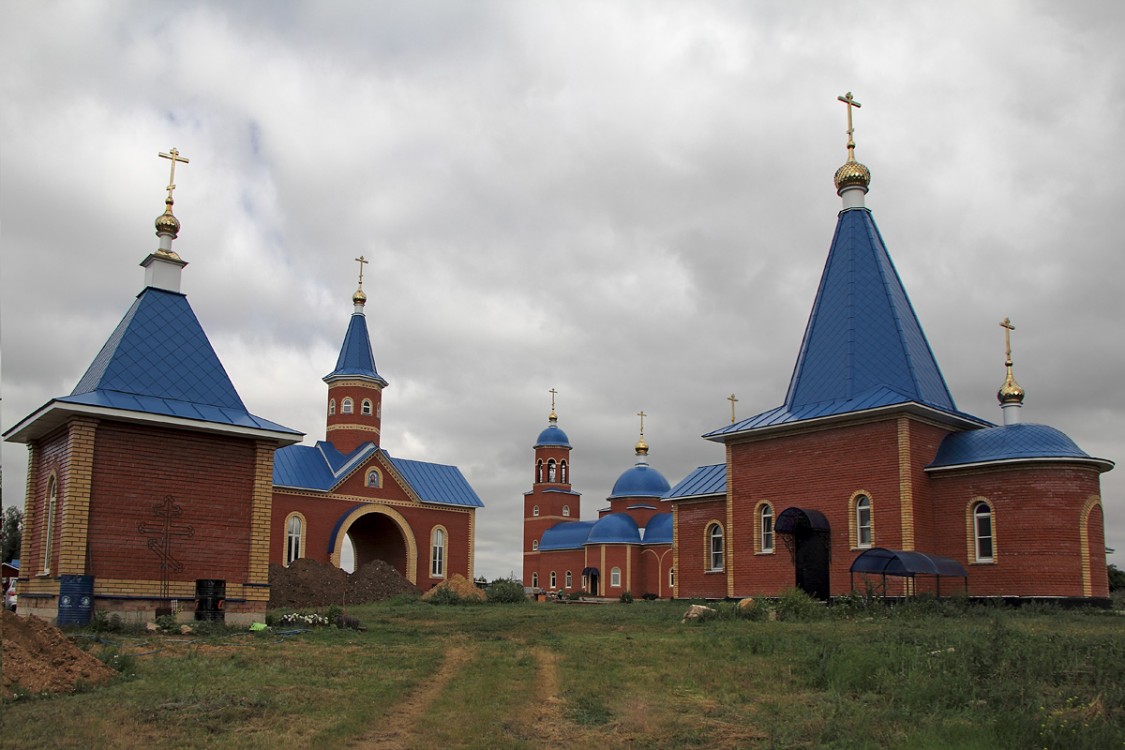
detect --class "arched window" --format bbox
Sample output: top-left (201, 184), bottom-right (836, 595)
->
top-left (561, 460), bottom-right (568, 483)
top-left (532, 572), bottom-right (538, 588)
top-left (855, 494), bottom-right (873, 548)
top-left (973, 502), bottom-right (994, 562)
top-left (565, 570), bottom-right (573, 588)
top-left (562, 505), bottom-right (570, 517)
top-left (549, 571), bottom-right (557, 589)
top-left (285, 514), bottom-right (304, 565)
top-left (431, 527), bottom-right (447, 578)
top-left (532, 505), bottom-right (540, 517)
top-left (707, 523), bottom-right (724, 571)
top-left (361, 399), bottom-right (373, 415)
top-left (536, 460), bottom-right (543, 483)
top-left (668, 567), bottom-right (675, 588)
top-left (547, 459), bottom-right (557, 482)
top-left (366, 469), bottom-right (381, 488)
top-left (758, 503), bottom-right (774, 553)
top-left (610, 567), bottom-right (622, 587)
top-left (342, 397), bottom-right (354, 414)
top-left (532, 539), bottom-right (539, 551)
top-left (43, 476), bottom-right (58, 574)
top-left (328, 398), bottom-right (336, 416)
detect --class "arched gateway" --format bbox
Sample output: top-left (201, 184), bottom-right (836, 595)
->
top-left (329, 505), bottom-right (418, 583)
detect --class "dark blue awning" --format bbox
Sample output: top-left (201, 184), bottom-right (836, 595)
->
top-left (775, 507), bottom-right (831, 534)
top-left (582, 567), bottom-right (599, 576)
top-left (850, 548), bottom-right (967, 578)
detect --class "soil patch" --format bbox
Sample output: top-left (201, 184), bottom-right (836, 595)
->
top-left (420, 574), bottom-right (486, 602)
top-left (2, 610), bottom-right (117, 698)
top-left (268, 558), bottom-right (419, 609)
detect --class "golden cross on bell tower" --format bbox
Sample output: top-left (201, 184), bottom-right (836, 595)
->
top-left (999, 317), bottom-right (1016, 365)
top-left (548, 388), bottom-right (558, 420)
top-left (728, 393), bottom-right (739, 424)
top-left (837, 92), bottom-right (862, 157)
top-left (355, 255), bottom-right (368, 289)
top-left (158, 148), bottom-right (190, 202)
top-left (636, 410), bottom-right (647, 435)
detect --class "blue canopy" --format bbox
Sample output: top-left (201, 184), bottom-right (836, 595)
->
top-left (850, 547), bottom-right (967, 578)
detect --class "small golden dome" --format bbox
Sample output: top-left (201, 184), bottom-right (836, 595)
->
top-left (635, 436), bottom-right (649, 456)
top-left (834, 158), bottom-right (871, 194)
top-left (353, 287), bottom-right (367, 305)
top-left (998, 367), bottom-right (1025, 405)
top-left (154, 200), bottom-right (181, 238)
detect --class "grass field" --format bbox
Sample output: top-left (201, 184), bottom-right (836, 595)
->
top-left (4, 595), bottom-right (1125, 749)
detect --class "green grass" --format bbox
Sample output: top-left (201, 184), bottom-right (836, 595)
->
top-left (5, 599), bottom-right (1124, 749)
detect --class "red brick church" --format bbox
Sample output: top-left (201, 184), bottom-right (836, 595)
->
top-left (5, 152), bottom-right (481, 625)
top-left (667, 95), bottom-right (1113, 603)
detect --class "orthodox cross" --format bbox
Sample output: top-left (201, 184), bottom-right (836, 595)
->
top-left (137, 495), bottom-right (195, 600)
top-left (355, 255), bottom-right (368, 289)
top-left (549, 387), bottom-right (558, 411)
top-left (1000, 317), bottom-right (1016, 365)
top-left (158, 148), bottom-right (190, 202)
top-left (728, 393), bottom-right (739, 424)
top-left (837, 92), bottom-right (862, 153)
top-left (636, 410), bottom-right (647, 436)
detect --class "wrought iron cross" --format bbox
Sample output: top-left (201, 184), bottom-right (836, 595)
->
top-left (137, 495), bottom-right (194, 579)
top-left (158, 148), bottom-right (190, 202)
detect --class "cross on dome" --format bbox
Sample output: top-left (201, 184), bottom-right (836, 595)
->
top-left (728, 393), bottom-right (738, 424)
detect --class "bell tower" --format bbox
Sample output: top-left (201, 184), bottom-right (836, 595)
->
top-left (522, 390), bottom-right (580, 587)
top-left (324, 256), bottom-right (388, 454)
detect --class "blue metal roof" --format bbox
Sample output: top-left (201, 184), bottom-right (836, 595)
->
top-left (540, 521), bottom-right (596, 551)
top-left (587, 513), bottom-right (642, 545)
top-left (642, 513), bottom-right (673, 545)
top-left (850, 547), bottom-right (967, 578)
top-left (324, 312), bottom-right (387, 384)
top-left (609, 462), bottom-right (671, 499)
top-left (272, 443), bottom-right (484, 507)
top-left (61, 287), bottom-right (300, 435)
top-left (707, 208), bottom-right (969, 439)
top-left (928, 423), bottom-right (1112, 471)
top-left (664, 464), bottom-right (726, 499)
top-left (535, 422), bottom-right (571, 448)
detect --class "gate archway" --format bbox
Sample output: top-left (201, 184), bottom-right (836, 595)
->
top-left (329, 505), bottom-right (418, 584)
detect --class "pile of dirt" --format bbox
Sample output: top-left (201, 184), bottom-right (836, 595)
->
top-left (422, 574), bottom-right (486, 602)
top-left (1, 610), bottom-right (117, 698)
top-left (268, 558), bottom-right (420, 609)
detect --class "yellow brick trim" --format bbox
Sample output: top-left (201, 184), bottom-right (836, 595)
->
top-left (897, 417), bottom-right (915, 550)
top-left (966, 497), bottom-right (995, 564)
top-left (1079, 495), bottom-right (1102, 598)
top-left (725, 444), bottom-right (734, 596)
top-left (58, 419), bottom-right (98, 575)
top-left (248, 442), bottom-right (276, 587)
top-left (847, 489), bottom-right (875, 550)
top-left (330, 379), bottom-right (385, 389)
top-left (467, 509), bottom-right (476, 581)
top-left (19, 444), bottom-right (41, 571)
top-left (671, 503), bottom-right (679, 599)
top-left (282, 511), bottom-right (308, 563)
top-left (327, 423), bottom-right (382, 435)
top-left (753, 500), bottom-right (776, 554)
top-left (705, 519), bottom-right (725, 573)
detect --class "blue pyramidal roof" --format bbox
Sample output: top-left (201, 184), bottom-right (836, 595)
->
top-left (706, 208), bottom-right (981, 439)
top-left (325, 312), bottom-right (387, 384)
top-left (49, 287), bottom-right (300, 436)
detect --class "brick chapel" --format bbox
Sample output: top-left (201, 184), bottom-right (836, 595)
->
top-left (5, 152), bottom-right (482, 625)
top-left (666, 95), bottom-right (1114, 603)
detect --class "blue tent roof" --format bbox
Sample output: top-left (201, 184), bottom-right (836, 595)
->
top-left (928, 423), bottom-right (1113, 472)
top-left (57, 287), bottom-right (300, 436)
top-left (707, 208), bottom-right (974, 440)
top-left (850, 547), bottom-right (967, 578)
top-left (535, 422), bottom-right (571, 448)
top-left (643, 513), bottom-right (673, 544)
top-left (324, 312), bottom-right (387, 384)
top-left (587, 513), bottom-right (642, 544)
top-left (540, 521), bottom-right (596, 551)
top-left (664, 464), bottom-right (726, 500)
top-left (609, 462), bottom-right (671, 499)
top-left (273, 442), bottom-right (484, 507)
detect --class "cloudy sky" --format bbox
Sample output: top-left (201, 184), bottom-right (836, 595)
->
top-left (3, 1), bottom-right (1123, 579)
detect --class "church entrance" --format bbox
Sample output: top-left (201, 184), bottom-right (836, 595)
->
top-left (776, 507), bottom-right (831, 600)
top-left (583, 567), bottom-right (599, 596)
top-left (343, 511), bottom-right (409, 579)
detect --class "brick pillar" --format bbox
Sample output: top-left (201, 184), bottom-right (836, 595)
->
top-left (245, 440), bottom-right (276, 604)
top-left (897, 417), bottom-right (916, 550)
top-left (19, 443), bottom-right (40, 572)
top-left (57, 418), bottom-right (98, 575)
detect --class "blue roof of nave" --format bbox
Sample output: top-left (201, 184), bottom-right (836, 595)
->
top-left (707, 208), bottom-right (972, 439)
top-left (325, 312), bottom-right (387, 384)
top-left (928, 423), bottom-right (1110, 470)
top-left (61, 287), bottom-right (300, 435)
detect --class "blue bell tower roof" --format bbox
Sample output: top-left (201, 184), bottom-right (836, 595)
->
top-left (324, 311), bottom-right (388, 385)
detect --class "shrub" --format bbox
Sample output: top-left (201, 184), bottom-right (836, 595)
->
top-left (735, 597), bottom-right (769, 621)
top-left (567, 591), bottom-right (582, 601)
top-left (774, 588), bottom-right (825, 621)
top-left (640, 592), bottom-right (658, 601)
top-left (619, 591), bottom-right (634, 604)
top-left (426, 586), bottom-right (465, 606)
top-left (486, 578), bottom-right (527, 603)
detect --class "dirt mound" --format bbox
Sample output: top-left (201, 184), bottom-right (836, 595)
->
top-left (2, 610), bottom-right (117, 698)
top-left (268, 558), bottom-right (419, 609)
top-left (422, 574), bottom-right (486, 602)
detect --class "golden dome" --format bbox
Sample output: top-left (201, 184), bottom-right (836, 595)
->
top-left (834, 157), bottom-right (871, 194)
top-left (353, 287), bottom-right (367, 305)
top-left (635, 436), bottom-right (649, 456)
top-left (998, 366), bottom-right (1025, 405)
top-left (154, 200), bottom-right (181, 238)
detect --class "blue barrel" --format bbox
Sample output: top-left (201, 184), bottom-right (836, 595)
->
top-left (57, 575), bottom-right (95, 626)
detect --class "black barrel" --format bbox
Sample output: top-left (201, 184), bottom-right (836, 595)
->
top-left (195, 579), bottom-right (226, 622)
top-left (57, 575), bottom-right (95, 626)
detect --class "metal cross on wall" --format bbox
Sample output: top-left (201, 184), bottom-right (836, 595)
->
top-left (137, 495), bottom-right (195, 601)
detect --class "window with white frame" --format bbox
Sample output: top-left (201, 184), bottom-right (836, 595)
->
top-left (562, 505), bottom-right (570, 517)
top-left (532, 539), bottom-right (539, 551)
top-left (610, 567), bottom-right (621, 587)
top-left (43, 476), bottom-right (58, 573)
top-left (708, 523), bottom-right (724, 571)
top-left (361, 399), bottom-right (373, 415)
top-left (855, 494), bottom-right (873, 548)
top-left (668, 567), bottom-right (675, 588)
top-left (328, 398), bottom-right (336, 416)
top-left (285, 514), bottom-right (303, 565)
top-left (973, 502), bottom-right (994, 562)
top-left (532, 572), bottom-right (538, 588)
top-left (759, 504), bottom-right (774, 553)
top-left (342, 397), bottom-right (354, 414)
top-left (565, 570), bottom-right (572, 588)
top-left (431, 528), bottom-right (446, 578)
top-left (532, 505), bottom-right (539, 517)
top-left (550, 571), bottom-right (557, 589)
